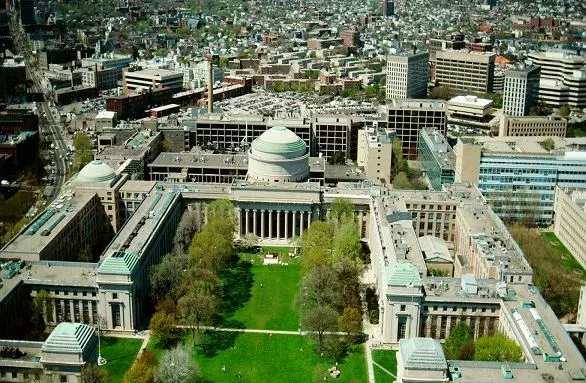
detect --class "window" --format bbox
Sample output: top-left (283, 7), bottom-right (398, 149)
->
top-left (61, 375), bottom-right (68, 383)
top-left (112, 293), bottom-right (118, 300)
top-left (400, 305), bottom-right (406, 311)
top-left (11, 372), bottom-right (17, 379)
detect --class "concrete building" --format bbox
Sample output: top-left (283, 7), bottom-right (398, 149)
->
top-left (454, 136), bottom-right (586, 225)
top-left (527, 51), bottom-right (586, 108)
top-left (123, 68), bottom-right (184, 95)
top-left (81, 54), bottom-right (134, 81)
top-left (553, 186), bottom-right (586, 269)
top-left (80, 66), bottom-right (118, 90)
top-left (386, 51), bottom-right (429, 99)
top-left (418, 127), bottom-right (455, 191)
top-left (94, 111), bottom-right (117, 132)
top-left (397, 338), bottom-right (449, 383)
top-left (498, 115), bottom-right (567, 137)
top-left (435, 51), bottom-right (496, 93)
top-left (385, 99), bottom-right (447, 159)
top-left (447, 95), bottom-right (493, 123)
top-left (503, 65), bottom-right (540, 116)
top-left (313, 115), bottom-right (361, 161)
top-left (357, 124), bottom-right (394, 184)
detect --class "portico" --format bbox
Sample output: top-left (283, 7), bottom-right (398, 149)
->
top-left (239, 207), bottom-right (314, 240)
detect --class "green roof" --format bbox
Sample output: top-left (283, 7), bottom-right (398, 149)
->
top-left (42, 323), bottom-right (96, 355)
top-left (387, 262), bottom-right (422, 287)
top-left (251, 126), bottom-right (307, 154)
top-left (98, 251), bottom-right (139, 276)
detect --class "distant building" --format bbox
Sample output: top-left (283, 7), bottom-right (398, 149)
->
top-left (503, 65), bottom-right (540, 116)
top-left (386, 51), bottom-right (429, 99)
top-left (418, 127), bottom-right (455, 191)
top-left (340, 27), bottom-right (360, 48)
top-left (382, 0), bottom-right (394, 16)
top-left (554, 186), bottom-right (586, 270)
top-left (123, 68), bottom-right (183, 95)
top-left (0, 56), bottom-right (27, 103)
top-left (447, 95), bottom-right (493, 123)
top-left (81, 54), bottom-right (134, 81)
top-left (499, 115), bottom-right (566, 137)
top-left (435, 51), bottom-right (496, 93)
top-left (19, 0), bottom-right (34, 25)
top-left (385, 99), bottom-right (447, 159)
top-left (527, 51), bottom-right (586, 108)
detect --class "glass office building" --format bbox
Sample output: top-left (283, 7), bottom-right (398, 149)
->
top-left (419, 128), bottom-right (455, 191)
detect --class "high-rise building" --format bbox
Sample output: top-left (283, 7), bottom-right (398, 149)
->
top-left (386, 51), bottom-right (429, 99)
top-left (435, 50), bottom-right (496, 93)
top-left (340, 27), bottom-right (360, 48)
top-left (18, 0), bottom-right (34, 25)
top-left (382, 0), bottom-right (394, 16)
top-left (527, 51), bottom-right (586, 108)
top-left (503, 65), bottom-right (540, 116)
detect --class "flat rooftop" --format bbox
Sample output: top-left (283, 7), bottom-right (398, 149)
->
top-left (462, 136), bottom-right (571, 154)
top-left (0, 191), bottom-right (96, 261)
top-left (448, 95), bottom-right (493, 109)
top-left (125, 68), bottom-right (183, 79)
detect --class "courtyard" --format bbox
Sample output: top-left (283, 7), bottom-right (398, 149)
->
top-left (99, 337), bottom-right (143, 383)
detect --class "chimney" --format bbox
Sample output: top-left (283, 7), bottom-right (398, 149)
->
top-left (207, 55), bottom-right (214, 113)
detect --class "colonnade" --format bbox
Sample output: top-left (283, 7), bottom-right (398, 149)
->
top-left (239, 208), bottom-right (312, 240)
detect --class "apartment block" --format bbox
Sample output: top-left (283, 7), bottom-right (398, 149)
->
top-left (357, 124), bottom-right (394, 184)
top-left (553, 186), bottom-right (586, 269)
top-left (499, 115), bottom-right (567, 137)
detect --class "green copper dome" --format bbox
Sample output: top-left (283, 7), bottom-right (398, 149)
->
top-left (77, 160), bottom-right (117, 183)
top-left (251, 126), bottom-right (307, 154)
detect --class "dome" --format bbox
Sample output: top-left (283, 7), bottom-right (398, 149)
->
top-left (77, 160), bottom-right (117, 183)
top-left (247, 126), bottom-right (309, 183)
top-left (251, 126), bottom-right (307, 155)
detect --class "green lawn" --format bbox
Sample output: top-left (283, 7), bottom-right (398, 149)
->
top-left (542, 232), bottom-right (586, 276)
top-left (156, 332), bottom-right (367, 383)
top-left (372, 349), bottom-right (397, 383)
top-left (99, 337), bottom-right (143, 383)
top-left (218, 251), bottom-right (301, 331)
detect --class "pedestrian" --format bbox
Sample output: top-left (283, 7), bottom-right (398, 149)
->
top-left (222, 365), bottom-right (226, 373)
top-left (261, 283), bottom-right (263, 288)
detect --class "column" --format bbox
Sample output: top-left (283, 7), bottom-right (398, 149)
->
top-left (445, 316), bottom-right (452, 338)
top-left (277, 211), bottom-right (281, 239)
top-left (425, 316), bottom-right (432, 338)
top-left (292, 211), bottom-right (297, 238)
top-left (299, 211), bottom-right (304, 235)
top-left (88, 301), bottom-right (94, 325)
top-left (238, 208), bottom-right (242, 237)
top-left (306, 210), bottom-right (311, 228)
top-left (474, 317), bottom-right (481, 339)
top-left (358, 211), bottom-right (364, 237)
top-left (69, 300), bottom-right (76, 322)
top-left (60, 300), bottom-right (65, 322)
top-left (245, 209), bottom-right (250, 235)
top-left (253, 209), bottom-right (257, 236)
top-left (260, 210), bottom-right (265, 239)
top-left (269, 210), bottom-right (273, 239)
top-left (52, 299), bottom-right (57, 324)
top-left (79, 301), bottom-right (84, 323)
top-left (284, 211), bottom-right (289, 240)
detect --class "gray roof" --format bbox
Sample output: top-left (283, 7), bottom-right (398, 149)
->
top-left (419, 235), bottom-right (453, 263)
top-left (41, 323), bottom-right (96, 355)
top-left (400, 337), bottom-right (447, 370)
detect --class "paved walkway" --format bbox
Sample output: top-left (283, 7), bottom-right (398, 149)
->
top-left (176, 325), bottom-right (358, 336)
top-left (373, 360), bottom-right (396, 378)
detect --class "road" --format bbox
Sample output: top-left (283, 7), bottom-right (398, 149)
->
top-left (9, 11), bottom-right (69, 201)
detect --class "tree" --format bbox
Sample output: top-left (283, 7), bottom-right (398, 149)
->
top-left (445, 322), bottom-right (473, 359)
top-left (155, 344), bottom-right (198, 383)
top-left (301, 265), bottom-right (339, 309)
top-left (179, 288), bottom-right (218, 346)
top-left (329, 198), bottom-right (355, 227)
top-left (33, 290), bottom-right (53, 325)
top-left (150, 252), bottom-right (188, 302)
top-left (73, 133), bottom-right (93, 169)
top-left (207, 199), bottom-right (236, 229)
top-left (540, 138), bottom-right (556, 151)
top-left (459, 340), bottom-right (475, 360)
top-left (78, 246), bottom-right (93, 262)
top-left (302, 305), bottom-right (339, 352)
top-left (81, 364), bottom-right (111, 383)
top-left (474, 333), bottom-right (523, 362)
top-left (430, 85), bottom-right (454, 100)
top-left (338, 307), bottom-right (362, 335)
top-left (393, 172), bottom-right (412, 189)
top-left (189, 221), bottom-right (234, 274)
top-left (238, 233), bottom-right (259, 251)
top-left (332, 221), bottom-right (362, 266)
top-left (328, 151), bottom-right (346, 165)
top-left (122, 350), bottom-right (158, 383)
top-left (173, 207), bottom-right (205, 253)
top-left (299, 221), bottom-right (335, 272)
top-left (149, 304), bottom-right (181, 349)
top-left (558, 105), bottom-right (570, 117)
top-left (391, 139), bottom-right (406, 179)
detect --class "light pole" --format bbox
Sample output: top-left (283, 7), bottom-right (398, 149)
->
top-left (96, 288), bottom-right (107, 366)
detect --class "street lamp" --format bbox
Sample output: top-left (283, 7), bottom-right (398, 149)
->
top-left (96, 288), bottom-right (107, 366)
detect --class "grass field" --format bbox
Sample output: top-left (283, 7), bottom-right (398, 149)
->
top-left (372, 349), bottom-right (397, 383)
top-left (100, 337), bottom-right (143, 382)
top-left (151, 332), bottom-right (367, 383)
top-left (542, 232), bottom-right (585, 276)
top-left (217, 250), bottom-right (301, 330)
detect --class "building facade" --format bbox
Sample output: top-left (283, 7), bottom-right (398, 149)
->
top-left (386, 52), bottom-right (429, 99)
top-left (418, 127), bottom-right (455, 191)
top-left (553, 186), bottom-right (586, 269)
top-left (502, 65), bottom-right (540, 116)
top-left (435, 51), bottom-right (496, 93)
top-left (123, 68), bottom-right (184, 94)
top-left (498, 115), bottom-right (567, 137)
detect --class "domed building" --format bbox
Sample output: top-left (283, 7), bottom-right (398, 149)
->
top-left (247, 126), bottom-right (309, 183)
top-left (75, 160), bottom-right (118, 183)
